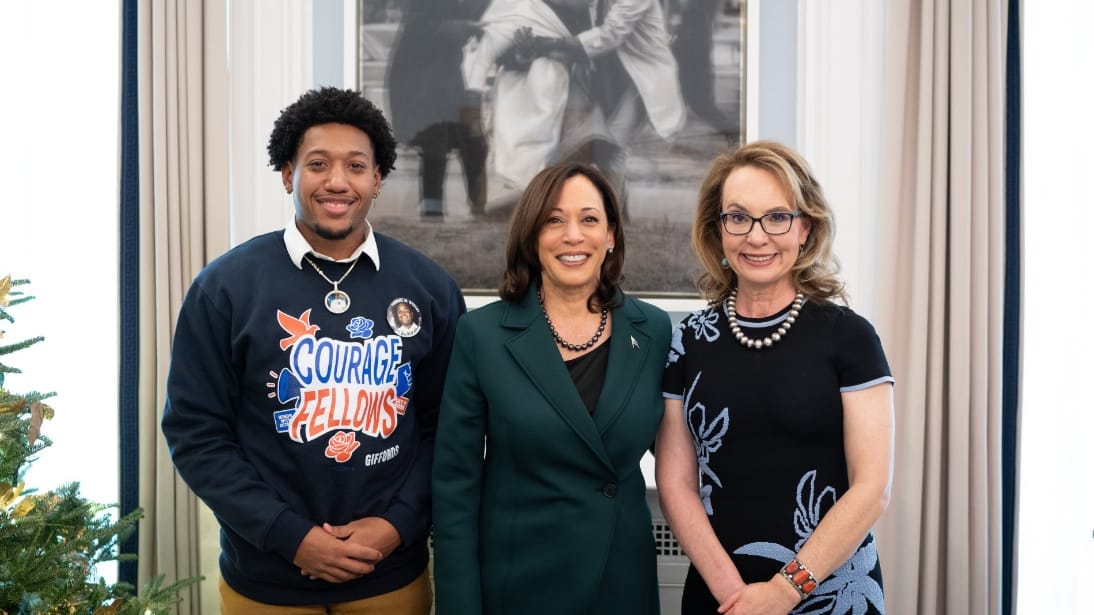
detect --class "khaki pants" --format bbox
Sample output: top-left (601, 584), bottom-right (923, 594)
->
top-left (219, 569), bottom-right (431, 615)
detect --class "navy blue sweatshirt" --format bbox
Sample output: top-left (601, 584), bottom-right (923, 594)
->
top-left (162, 230), bottom-right (465, 604)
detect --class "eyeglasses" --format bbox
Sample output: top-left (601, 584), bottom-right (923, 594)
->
top-left (717, 211), bottom-right (801, 235)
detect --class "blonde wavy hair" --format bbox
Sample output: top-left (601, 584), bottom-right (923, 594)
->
top-left (692, 140), bottom-right (847, 305)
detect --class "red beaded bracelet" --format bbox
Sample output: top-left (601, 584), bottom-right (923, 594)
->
top-left (780, 558), bottom-right (818, 600)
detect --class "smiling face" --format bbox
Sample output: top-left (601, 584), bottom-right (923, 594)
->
top-left (536, 174), bottom-right (615, 299)
top-left (720, 165), bottom-right (810, 297)
top-left (396, 303), bottom-right (414, 326)
top-left (283, 123), bottom-right (381, 259)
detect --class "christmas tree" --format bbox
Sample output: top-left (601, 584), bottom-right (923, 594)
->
top-left (0, 275), bottom-right (197, 614)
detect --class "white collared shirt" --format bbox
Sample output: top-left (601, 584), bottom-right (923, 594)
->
top-left (282, 218), bottom-right (381, 270)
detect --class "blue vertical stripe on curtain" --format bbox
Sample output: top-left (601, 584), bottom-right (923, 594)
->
top-left (1002, 0), bottom-right (1020, 613)
top-left (118, 0), bottom-right (140, 588)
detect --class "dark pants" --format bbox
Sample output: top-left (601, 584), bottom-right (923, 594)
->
top-left (412, 114), bottom-right (488, 215)
top-left (671, 0), bottom-right (739, 135)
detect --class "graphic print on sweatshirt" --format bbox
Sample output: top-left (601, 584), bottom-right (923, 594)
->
top-left (269, 308), bottom-right (413, 464)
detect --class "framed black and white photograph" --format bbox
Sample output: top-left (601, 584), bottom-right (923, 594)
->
top-left (355, 0), bottom-right (745, 295)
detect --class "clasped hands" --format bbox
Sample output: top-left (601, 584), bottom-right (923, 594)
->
top-left (716, 577), bottom-right (803, 615)
top-left (293, 517), bottom-right (402, 583)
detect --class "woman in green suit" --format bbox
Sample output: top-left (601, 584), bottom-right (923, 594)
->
top-left (432, 162), bottom-right (671, 614)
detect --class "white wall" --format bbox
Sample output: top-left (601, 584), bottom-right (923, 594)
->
top-left (0, 0), bottom-right (121, 580)
top-left (797, 1), bottom-right (885, 319)
top-left (756, 0), bottom-right (798, 145)
top-left (0, 0), bottom-right (120, 514)
top-left (227, 0), bottom-right (314, 246)
top-left (1015, 2), bottom-right (1094, 612)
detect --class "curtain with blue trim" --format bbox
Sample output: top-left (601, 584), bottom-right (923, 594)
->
top-left (119, 0), bottom-right (140, 590)
top-left (873, 1), bottom-right (1009, 613)
top-left (120, 1), bottom-right (230, 612)
top-left (1002, 0), bottom-right (1020, 611)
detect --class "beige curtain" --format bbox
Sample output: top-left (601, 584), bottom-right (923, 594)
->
top-left (136, 1), bottom-right (229, 612)
top-left (873, 1), bottom-right (1006, 614)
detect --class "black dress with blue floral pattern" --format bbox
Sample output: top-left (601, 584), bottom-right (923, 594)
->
top-left (663, 298), bottom-right (893, 614)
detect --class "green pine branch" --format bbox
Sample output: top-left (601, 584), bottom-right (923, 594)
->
top-left (0, 275), bottom-right (200, 614)
top-left (0, 277), bottom-right (32, 324)
top-left (1, 336), bottom-right (46, 359)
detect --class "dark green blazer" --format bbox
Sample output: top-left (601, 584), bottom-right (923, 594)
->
top-left (432, 287), bottom-right (671, 614)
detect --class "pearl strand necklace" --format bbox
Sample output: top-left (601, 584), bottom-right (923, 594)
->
top-left (538, 287), bottom-right (608, 352)
top-left (725, 288), bottom-right (805, 349)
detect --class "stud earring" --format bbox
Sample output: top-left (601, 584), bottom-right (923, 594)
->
top-left (608, 246), bottom-right (614, 255)
top-left (720, 257), bottom-right (729, 268)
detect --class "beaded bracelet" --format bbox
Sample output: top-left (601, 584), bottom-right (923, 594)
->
top-left (780, 558), bottom-right (818, 600)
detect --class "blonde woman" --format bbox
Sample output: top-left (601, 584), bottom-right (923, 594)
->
top-left (657, 141), bottom-right (895, 614)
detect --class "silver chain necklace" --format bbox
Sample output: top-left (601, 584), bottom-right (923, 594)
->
top-left (538, 287), bottom-right (608, 352)
top-left (304, 254), bottom-right (360, 314)
top-left (725, 288), bottom-right (805, 349)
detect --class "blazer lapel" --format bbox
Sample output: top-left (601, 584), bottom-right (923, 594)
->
top-left (593, 296), bottom-right (653, 435)
top-left (502, 288), bottom-right (615, 473)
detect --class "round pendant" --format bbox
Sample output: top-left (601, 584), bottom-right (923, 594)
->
top-left (324, 289), bottom-right (351, 314)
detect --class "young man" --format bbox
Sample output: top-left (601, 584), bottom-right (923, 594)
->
top-left (162, 87), bottom-right (465, 613)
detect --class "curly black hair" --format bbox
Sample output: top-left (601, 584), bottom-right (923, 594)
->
top-left (267, 87), bottom-right (397, 178)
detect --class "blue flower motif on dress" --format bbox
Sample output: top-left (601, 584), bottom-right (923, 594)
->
top-left (686, 307), bottom-right (721, 343)
top-left (666, 322), bottom-right (687, 366)
top-left (684, 371), bottom-right (729, 515)
top-left (793, 470), bottom-right (837, 552)
top-left (732, 470), bottom-right (885, 614)
top-left (346, 316), bottom-right (374, 339)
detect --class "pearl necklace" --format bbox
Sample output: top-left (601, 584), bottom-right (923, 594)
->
top-left (304, 254), bottom-right (361, 314)
top-left (725, 288), bottom-right (805, 349)
top-left (538, 288), bottom-right (608, 352)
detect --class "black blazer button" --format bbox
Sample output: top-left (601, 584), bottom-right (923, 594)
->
top-left (602, 483), bottom-right (618, 498)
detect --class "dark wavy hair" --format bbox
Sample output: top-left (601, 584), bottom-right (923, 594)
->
top-left (499, 162), bottom-right (624, 312)
top-left (267, 87), bottom-right (397, 178)
top-left (692, 140), bottom-right (846, 305)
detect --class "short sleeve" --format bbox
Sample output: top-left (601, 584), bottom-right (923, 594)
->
top-left (834, 309), bottom-right (895, 393)
top-left (662, 318), bottom-right (690, 400)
